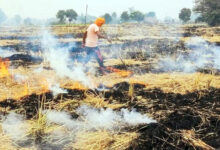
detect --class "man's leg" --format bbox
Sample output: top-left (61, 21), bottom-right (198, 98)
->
top-left (81, 47), bottom-right (95, 73)
top-left (82, 47), bottom-right (92, 64)
top-left (94, 48), bottom-right (104, 68)
top-left (94, 47), bottom-right (107, 75)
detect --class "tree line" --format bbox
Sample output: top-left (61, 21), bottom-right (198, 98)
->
top-left (179, 0), bottom-right (219, 26)
top-left (56, 0), bottom-right (219, 26)
top-left (0, 0), bottom-right (219, 26)
top-left (56, 8), bottom-right (157, 24)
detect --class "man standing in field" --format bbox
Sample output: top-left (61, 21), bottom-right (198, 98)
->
top-left (82, 17), bottom-right (110, 74)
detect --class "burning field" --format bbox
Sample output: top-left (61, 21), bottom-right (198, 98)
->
top-left (0, 24), bottom-right (220, 150)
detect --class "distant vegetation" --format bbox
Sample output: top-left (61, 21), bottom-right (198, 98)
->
top-left (193, 0), bottom-right (220, 26)
top-left (120, 9), bottom-right (157, 23)
top-left (55, 8), bottom-right (157, 24)
top-left (103, 13), bottom-right (112, 24)
top-left (120, 11), bottom-right (130, 22)
top-left (179, 8), bottom-right (191, 23)
top-left (56, 9), bottom-right (78, 23)
top-left (0, 0), bottom-right (219, 26)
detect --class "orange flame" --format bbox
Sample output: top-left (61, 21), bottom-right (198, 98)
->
top-left (0, 58), bottom-right (10, 78)
top-left (39, 78), bottom-right (49, 93)
top-left (129, 79), bottom-right (148, 87)
top-left (22, 82), bottom-right (29, 96)
top-left (71, 82), bottom-right (87, 90)
top-left (106, 67), bottom-right (133, 77)
top-left (13, 82), bottom-right (29, 100)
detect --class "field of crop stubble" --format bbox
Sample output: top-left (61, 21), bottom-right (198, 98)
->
top-left (0, 23), bottom-right (219, 150)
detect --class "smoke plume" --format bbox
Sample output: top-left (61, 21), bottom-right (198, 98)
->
top-left (41, 31), bottom-right (93, 88)
top-left (49, 83), bottom-right (67, 97)
top-left (46, 105), bottom-right (156, 131)
top-left (2, 113), bottom-right (29, 142)
top-left (157, 37), bottom-right (220, 72)
top-left (0, 48), bottom-right (20, 58)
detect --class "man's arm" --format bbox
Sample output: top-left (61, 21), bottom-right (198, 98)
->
top-left (82, 31), bottom-right (87, 47)
top-left (97, 31), bottom-right (111, 43)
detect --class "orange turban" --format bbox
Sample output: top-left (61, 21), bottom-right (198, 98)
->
top-left (95, 17), bottom-right (105, 27)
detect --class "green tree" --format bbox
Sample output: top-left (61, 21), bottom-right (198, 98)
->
top-left (56, 10), bottom-right (66, 23)
top-left (145, 11), bottom-right (157, 24)
top-left (103, 13), bottom-right (112, 24)
top-left (179, 8), bottom-right (191, 23)
top-left (65, 9), bottom-right (78, 23)
top-left (0, 9), bottom-right (7, 24)
top-left (120, 11), bottom-right (130, 22)
top-left (24, 18), bottom-right (32, 25)
top-left (130, 11), bottom-right (144, 22)
top-left (146, 11), bottom-right (156, 18)
top-left (193, 0), bottom-right (220, 26)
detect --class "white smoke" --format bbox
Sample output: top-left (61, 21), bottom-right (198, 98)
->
top-left (41, 31), bottom-right (93, 88)
top-left (0, 48), bottom-right (20, 58)
top-left (2, 113), bottom-right (29, 141)
top-left (34, 67), bottom-right (44, 73)
top-left (1, 106), bottom-right (156, 148)
top-left (13, 74), bottom-right (28, 83)
top-left (121, 108), bottom-right (156, 125)
top-left (213, 46), bottom-right (220, 69)
top-left (49, 83), bottom-right (67, 97)
top-left (158, 37), bottom-right (220, 72)
top-left (46, 105), bottom-right (156, 131)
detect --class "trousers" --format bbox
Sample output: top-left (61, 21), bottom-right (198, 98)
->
top-left (83, 47), bottom-right (104, 67)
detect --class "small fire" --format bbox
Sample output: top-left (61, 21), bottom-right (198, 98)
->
top-left (62, 81), bottom-right (88, 90)
top-left (39, 78), bottom-right (49, 93)
top-left (129, 79), bottom-right (148, 87)
top-left (15, 82), bottom-right (29, 100)
top-left (71, 82), bottom-right (88, 90)
top-left (12, 82), bottom-right (30, 100)
top-left (23, 82), bottom-right (29, 96)
top-left (0, 58), bottom-right (10, 78)
top-left (105, 67), bottom-right (133, 77)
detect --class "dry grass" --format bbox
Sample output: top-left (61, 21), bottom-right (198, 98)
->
top-left (54, 99), bottom-right (80, 111)
top-left (1, 24), bottom-right (219, 47)
top-left (27, 112), bottom-right (50, 141)
top-left (1, 24), bottom-right (219, 150)
top-left (53, 93), bottom-right (125, 112)
top-left (105, 59), bottom-right (144, 66)
top-left (0, 66), bottom-right (89, 101)
top-left (0, 124), bottom-right (37, 150)
top-left (181, 130), bottom-right (215, 150)
top-left (82, 93), bottom-right (125, 109)
top-left (0, 40), bottom-right (22, 46)
top-left (71, 131), bottom-right (138, 150)
top-left (0, 104), bottom-right (137, 150)
top-left (203, 35), bottom-right (220, 43)
top-left (0, 133), bottom-right (16, 150)
top-left (0, 63), bottom-right (219, 101)
top-left (1, 114), bottom-right (138, 150)
top-left (98, 72), bottom-right (220, 94)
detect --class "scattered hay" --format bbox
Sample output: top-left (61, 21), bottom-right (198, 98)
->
top-left (0, 124), bottom-right (37, 150)
top-left (71, 131), bottom-right (139, 150)
top-left (54, 99), bottom-right (80, 111)
top-left (181, 130), bottom-right (215, 150)
top-left (82, 94), bottom-right (125, 109)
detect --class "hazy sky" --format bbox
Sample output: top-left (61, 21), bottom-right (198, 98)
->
top-left (0, 0), bottom-right (194, 20)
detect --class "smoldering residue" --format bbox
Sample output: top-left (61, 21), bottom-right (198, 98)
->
top-left (46, 105), bottom-right (156, 131)
top-left (157, 37), bottom-right (220, 73)
top-left (41, 30), bottom-right (94, 88)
